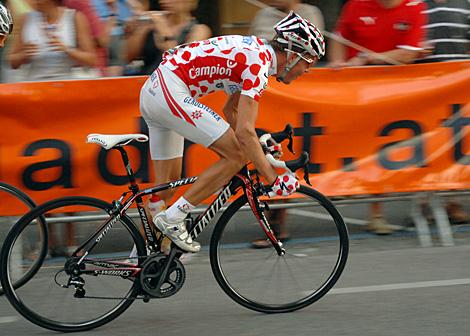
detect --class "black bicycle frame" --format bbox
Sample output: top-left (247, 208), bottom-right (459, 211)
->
top-left (74, 146), bottom-right (284, 263)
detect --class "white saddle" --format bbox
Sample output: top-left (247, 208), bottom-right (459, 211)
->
top-left (86, 133), bottom-right (149, 150)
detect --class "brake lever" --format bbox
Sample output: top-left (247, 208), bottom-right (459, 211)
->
top-left (287, 135), bottom-right (294, 154)
top-left (303, 163), bottom-right (311, 186)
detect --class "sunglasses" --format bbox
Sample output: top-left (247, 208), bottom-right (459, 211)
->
top-left (285, 49), bottom-right (317, 64)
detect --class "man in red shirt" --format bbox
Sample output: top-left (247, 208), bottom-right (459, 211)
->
top-left (328, 0), bottom-right (427, 67)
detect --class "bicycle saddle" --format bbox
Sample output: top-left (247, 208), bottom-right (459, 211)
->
top-left (86, 133), bottom-right (149, 150)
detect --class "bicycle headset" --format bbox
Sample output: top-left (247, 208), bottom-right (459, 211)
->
top-left (272, 11), bottom-right (325, 82)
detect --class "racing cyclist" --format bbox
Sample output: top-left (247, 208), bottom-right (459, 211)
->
top-left (140, 11), bottom-right (325, 253)
top-left (0, 2), bottom-right (13, 47)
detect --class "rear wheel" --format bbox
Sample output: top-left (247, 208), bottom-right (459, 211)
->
top-left (210, 186), bottom-right (349, 313)
top-left (0, 196), bottom-right (146, 332)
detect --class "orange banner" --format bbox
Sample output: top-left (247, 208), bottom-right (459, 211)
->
top-left (0, 61), bottom-right (469, 215)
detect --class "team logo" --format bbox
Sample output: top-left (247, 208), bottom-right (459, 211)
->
top-left (393, 22), bottom-right (411, 31)
top-left (191, 110), bottom-right (203, 120)
top-left (189, 60), bottom-right (235, 79)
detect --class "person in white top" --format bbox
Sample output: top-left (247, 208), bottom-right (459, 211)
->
top-left (8, 0), bottom-right (96, 81)
top-left (141, 12), bottom-right (325, 253)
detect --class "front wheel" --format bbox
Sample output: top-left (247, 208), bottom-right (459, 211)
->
top-left (210, 185), bottom-right (349, 313)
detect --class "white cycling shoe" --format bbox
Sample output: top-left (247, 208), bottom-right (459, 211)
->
top-left (153, 211), bottom-right (201, 253)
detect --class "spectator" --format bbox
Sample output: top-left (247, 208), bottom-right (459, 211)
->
top-left (63, 0), bottom-right (105, 77)
top-left (124, 0), bottom-right (211, 75)
top-left (328, 0), bottom-right (427, 67)
top-left (249, 0), bottom-right (325, 248)
top-left (8, 0), bottom-right (96, 81)
top-left (418, 0), bottom-right (469, 62)
top-left (92, 0), bottom-right (134, 76)
top-left (418, 0), bottom-right (470, 224)
top-left (250, 0), bottom-right (324, 40)
top-left (327, 0), bottom-right (427, 234)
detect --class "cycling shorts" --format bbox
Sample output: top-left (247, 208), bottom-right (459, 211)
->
top-left (140, 64), bottom-right (230, 160)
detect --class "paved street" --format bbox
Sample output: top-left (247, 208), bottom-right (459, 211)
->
top-left (1, 215), bottom-right (470, 336)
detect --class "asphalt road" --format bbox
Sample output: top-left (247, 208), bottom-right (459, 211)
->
top-left (1, 198), bottom-right (469, 336)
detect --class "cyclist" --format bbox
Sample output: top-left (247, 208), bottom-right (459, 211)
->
top-left (140, 11), bottom-right (325, 252)
top-left (0, 2), bottom-right (13, 47)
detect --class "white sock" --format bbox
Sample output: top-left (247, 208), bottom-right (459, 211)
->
top-left (166, 197), bottom-right (195, 222)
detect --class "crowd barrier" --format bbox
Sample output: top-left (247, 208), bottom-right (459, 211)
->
top-left (1, 61), bottom-right (469, 246)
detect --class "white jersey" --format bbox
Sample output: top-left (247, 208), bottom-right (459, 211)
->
top-left (160, 35), bottom-right (277, 102)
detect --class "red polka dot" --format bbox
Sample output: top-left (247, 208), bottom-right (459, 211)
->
top-left (235, 52), bottom-right (247, 63)
top-left (276, 190), bottom-right (283, 196)
top-left (259, 52), bottom-right (267, 65)
top-left (189, 42), bottom-right (200, 48)
top-left (253, 77), bottom-right (260, 88)
top-left (190, 90), bottom-right (197, 97)
top-left (242, 79), bottom-right (253, 91)
top-left (205, 48), bottom-right (214, 53)
top-left (181, 51), bottom-right (191, 61)
top-left (221, 48), bottom-right (234, 54)
top-left (275, 179), bottom-right (280, 186)
top-left (253, 94), bottom-right (260, 102)
top-left (288, 184), bottom-right (294, 190)
top-left (200, 86), bottom-right (208, 93)
top-left (283, 175), bottom-right (289, 182)
top-left (249, 64), bottom-right (261, 76)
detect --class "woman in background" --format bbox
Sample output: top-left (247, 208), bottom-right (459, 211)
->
top-left (125, 0), bottom-right (210, 75)
top-left (8, 0), bottom-right (96, 81)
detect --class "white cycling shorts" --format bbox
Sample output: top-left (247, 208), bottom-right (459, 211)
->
top-left (140, 65), bottom-right (230, 160)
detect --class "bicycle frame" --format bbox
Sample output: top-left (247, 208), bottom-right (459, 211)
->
top-left (73, 146), bottom-right (284, 264)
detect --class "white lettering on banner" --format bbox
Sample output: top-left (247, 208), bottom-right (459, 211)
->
top-left (189, 60), bottom-right (235, 79)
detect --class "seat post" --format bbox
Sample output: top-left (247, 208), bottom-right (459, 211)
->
top-left (115, 147), bottom-right (138, 190)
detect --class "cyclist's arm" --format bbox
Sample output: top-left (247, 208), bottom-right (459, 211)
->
top-left (235, 94), bottom-right (277, 185)
top-left (222, 92), bottom-right (240, 129)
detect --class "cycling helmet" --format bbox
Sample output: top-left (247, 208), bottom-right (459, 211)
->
top-left (0, 2), bottom-right (13, 36)
top-left (272, 11), bottom-right (325, 82)
top-left (274, 11), bottom-right (325, 59)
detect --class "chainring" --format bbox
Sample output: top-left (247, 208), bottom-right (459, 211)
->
top-left (139, 254), bottom-right (185, 298)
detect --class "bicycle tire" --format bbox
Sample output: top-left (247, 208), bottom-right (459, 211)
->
top-left (210, 185), bottom-right (349, 313)
top-left (0, 182), bottom-right (42, 296)
top-left (0, 196), bottom-right (147, 332)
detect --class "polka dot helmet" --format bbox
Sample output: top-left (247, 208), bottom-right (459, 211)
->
top-left (273, 11), bottom-right (325, 59)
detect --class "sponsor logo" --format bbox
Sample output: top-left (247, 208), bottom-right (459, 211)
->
top-left (183, 97), bottom-right (222, 121)
top-left (243, 36), bottom-right (253, 45)
top-left (96, 215), bottom-right (121, 243)
top-left (96, 269), bottom-right (133, 277)
top-left (169, 176), bottom-right (198, 188)
top-left (150, 72), bottom-right (157, 82)
top-left (189, 60), bottom-right (234, 79)
top-left (394, 22), bottom-right (411, 31)
top-left (147, 88), bottom-right (157, 96)
top-left (177, 203), bottom-right (191, 214)
top-left (191, 110), bottom-right (203, 120)
top-left (216, 82), bottom-right (224, 89)
top-left (359, 16), bottom-right (376, 25)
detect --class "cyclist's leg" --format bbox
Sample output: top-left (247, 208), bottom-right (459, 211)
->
top-left (184, 128), bottom-right (244, 205)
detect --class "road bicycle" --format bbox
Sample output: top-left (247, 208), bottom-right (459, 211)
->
top-left (0, 181), bottom-right (40, 296)
top-left (0, 125), bottom-right (349, 332)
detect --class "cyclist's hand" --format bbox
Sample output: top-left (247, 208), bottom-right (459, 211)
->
top-left (268, 172), bottom-right (300, 197)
